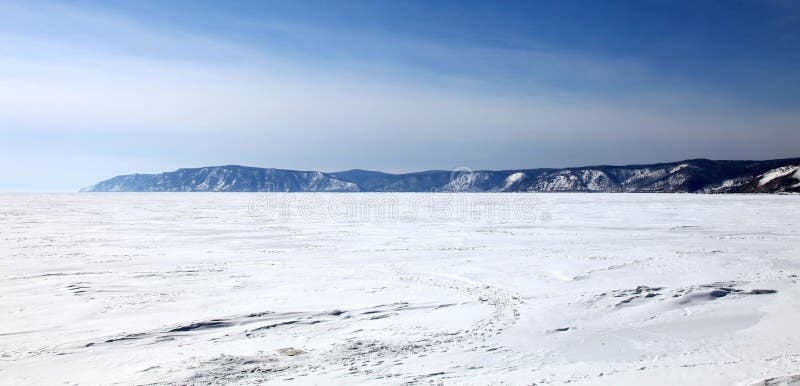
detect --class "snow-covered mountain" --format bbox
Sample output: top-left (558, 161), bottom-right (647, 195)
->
top-left (83, 166), bottom-right (358, 192)
top-left (82, 158), bottom-right (800, 193)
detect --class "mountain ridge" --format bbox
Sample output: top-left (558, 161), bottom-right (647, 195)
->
top-left (82, 157), bottom-right (800, 193)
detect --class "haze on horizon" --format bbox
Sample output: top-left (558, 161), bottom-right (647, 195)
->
top-left (1, 0), bottom-right (799, 191)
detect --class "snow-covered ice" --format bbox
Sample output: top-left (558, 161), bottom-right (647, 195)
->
top-left (1, 193), bottom-right (800, 385)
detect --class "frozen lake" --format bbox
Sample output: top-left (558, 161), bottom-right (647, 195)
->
top-left (1, 193), bottom-right (800, 385)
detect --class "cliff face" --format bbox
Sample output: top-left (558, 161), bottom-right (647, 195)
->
top-left (83, 158), bottom-right (800, 193)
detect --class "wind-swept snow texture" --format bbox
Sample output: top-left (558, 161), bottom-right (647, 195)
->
top-left (1, 193), bottom-right (800, 385)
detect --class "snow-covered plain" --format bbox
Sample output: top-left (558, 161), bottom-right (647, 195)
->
top-left (1, 193), bottom-right (800, 385)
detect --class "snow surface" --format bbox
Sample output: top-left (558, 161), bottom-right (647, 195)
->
top-left (1, 193), bottom-right (800, 385)
top-left (505, 172), bottom-right (526, 185)
top-left (707, 177), bottom-right (747, 192)
top-left (758, 165), bottom-right (799, 186)
top-left (500, 172), bottom-right (528, 191)
top-left (444, 171), bottom-right (488, 192)
top-left (669, 163), bottom-right (689, 174)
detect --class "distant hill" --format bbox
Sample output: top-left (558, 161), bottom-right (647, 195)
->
top-left (82, 158), bottom-right (800, 193)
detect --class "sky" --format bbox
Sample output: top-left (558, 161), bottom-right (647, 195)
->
top-left (1, 0), bottom-right (799, 191)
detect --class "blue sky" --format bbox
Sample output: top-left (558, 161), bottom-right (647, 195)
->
top-left (1, 0), bottom-right (799, 191)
